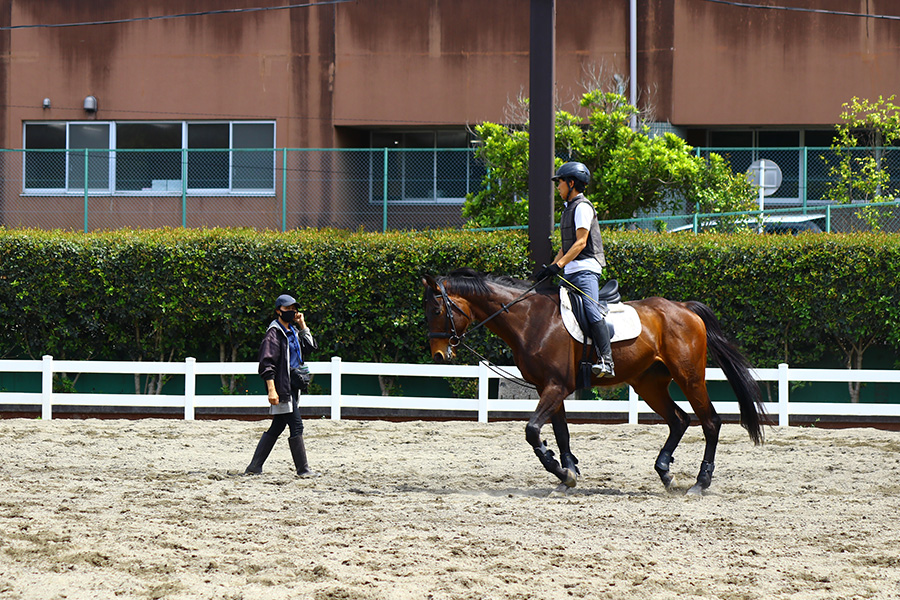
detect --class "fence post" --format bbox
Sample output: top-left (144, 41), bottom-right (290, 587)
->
top-left (628, 385), bottom-right (639, 425)
top-left (41, 355), bottom-right (53, 420)
top-left (184, 357), bottom-right (196, 420)
top-left (382, 148), bottom-right (389, 232)
top-left (778, 362), bottom-right (789, 426)
top-left (801, 147), bottom-right (808, 212)
top-left (281, 149), bottom-right (288, 232)
top-left (330, 356), bottom-right (342, 420)
top-left (477, 361), bottom-right (489, 423)
top-left (181, 148), bottom-right (188, 228)
top-left (83, 149), bottom-right (89, 233)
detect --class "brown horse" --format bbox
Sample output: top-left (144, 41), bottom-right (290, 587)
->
top-left (423, 268), bottom-right (766, 496)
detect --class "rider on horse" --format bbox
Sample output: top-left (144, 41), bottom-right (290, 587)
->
top-left (536, 161), bottom-right (615, 378)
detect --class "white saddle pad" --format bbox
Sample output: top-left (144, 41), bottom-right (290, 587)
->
top-left (560, 287), bottom-right (642, 344)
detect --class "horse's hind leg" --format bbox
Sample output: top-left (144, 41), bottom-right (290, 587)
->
top-left (687, 400), bottom-right (721, 496)
top-left (674, 377), bottom-right (722, 496)
top-left (632, 372), bottom-right (691, 491)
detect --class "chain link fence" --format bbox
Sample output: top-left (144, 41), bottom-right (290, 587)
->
top-left (1, 148), bottom-right (482, 232)
top-left (3, 146), bottom-right (900, 233)
top-left (684, 147), bottom-right (900, 234)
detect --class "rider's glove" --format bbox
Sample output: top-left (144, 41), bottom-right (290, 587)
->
top-left (535, 263), bottom-right (561, 281)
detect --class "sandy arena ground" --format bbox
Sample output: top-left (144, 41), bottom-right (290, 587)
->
top-left (1, 417), bottom-right (899, 600)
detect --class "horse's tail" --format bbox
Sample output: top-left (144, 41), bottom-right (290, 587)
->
top-left (686, 301), bottom-right (767, 445)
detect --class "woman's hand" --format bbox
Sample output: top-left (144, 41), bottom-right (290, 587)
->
top-left (266, 380), bottom-right (279, 405)
top-left (295, 312), bottom-right (307, 329)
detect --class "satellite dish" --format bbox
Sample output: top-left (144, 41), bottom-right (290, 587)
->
top-left (747, 159), bottom-right (782, 197)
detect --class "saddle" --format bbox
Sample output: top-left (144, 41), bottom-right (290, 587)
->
top-left (559, 280), bottom-right (641, 345)
top-left (559, 280), bottom-right (642, 390)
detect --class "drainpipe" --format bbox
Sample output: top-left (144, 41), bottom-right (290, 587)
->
top-left (630, 0), bottom-right (637, 130)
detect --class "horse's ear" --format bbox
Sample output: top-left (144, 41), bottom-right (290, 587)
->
top-left (422, 275), bottom-right (438, 290)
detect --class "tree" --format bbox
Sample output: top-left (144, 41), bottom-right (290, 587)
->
top-left (463, 91), bottom-right (756, 229)
top-left (825, 95), bottom-right (900, 231)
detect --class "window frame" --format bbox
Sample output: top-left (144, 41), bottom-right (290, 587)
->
top-left (367, 130), bottom-right (482, 205)
top-left (22, 120), bottom-right (276, 196)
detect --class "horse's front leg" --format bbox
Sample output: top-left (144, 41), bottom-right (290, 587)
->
top-left (551, 410), bottom-right (580, 481)
top-left (525, 387), bottom-right (577, 488)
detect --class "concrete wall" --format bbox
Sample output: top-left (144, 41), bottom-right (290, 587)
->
top-left (660, 0), bottom-right (900, 126)
top-left (4, 0), bottom-right (334, 148)
top-left (331, 0), bottom-right (628, 127)
top-left (5, 0), bottom-right (900, 145)
top-left (4, 1), bottom-right (900, 230)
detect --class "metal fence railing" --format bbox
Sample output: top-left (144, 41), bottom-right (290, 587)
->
top-left (605, 200), bottom-right (900, 234)
top-left (685, 146), bottom-right (900, 234)
top-left (1, 148), bottom-right (484, 232)
top-left (695, 146), bottom-right (900, 210)
top-left (3, 146), bottom-right (900, 233)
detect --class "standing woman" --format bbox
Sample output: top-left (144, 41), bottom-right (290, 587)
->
top-left (245, 294), bottom-right (319, 477)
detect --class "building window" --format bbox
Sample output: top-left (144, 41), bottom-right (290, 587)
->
top-left (116, 122), bottom-right (181, 192)
top-left (369, 130), bottom-right (484, 203)
top-left (232, 123), bottom-right (276, 190)
top-left (24, 123), bottom-right (66, 189)
top-left (23, 121), bottom-right (275, 194)
top-left (24, 122), bottom-right (113, 191)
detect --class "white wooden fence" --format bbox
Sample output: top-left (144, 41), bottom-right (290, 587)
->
top-left (1, 356), bottom-right (899, 425)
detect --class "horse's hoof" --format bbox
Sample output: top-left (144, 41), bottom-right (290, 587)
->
top-left (549, 483), bottom-right (571, 497)
top-left (562, 468), bottom-right (577, 488)
top-left (657, 470), bottom-right (675, 490)
top-left (686, 483), bottom-right (705, 496)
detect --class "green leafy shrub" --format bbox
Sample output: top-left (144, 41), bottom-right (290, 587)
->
top-left (1, 228), bottom-right (898, 401)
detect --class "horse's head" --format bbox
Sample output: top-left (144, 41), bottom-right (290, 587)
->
top-left (422, 274), bottom-right (474, 363)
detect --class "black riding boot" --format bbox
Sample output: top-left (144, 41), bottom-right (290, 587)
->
top-left (288, 435), bottom-right (319, 478)
top-left (589, 319), bottom-right (615, 378)
top-left (244, 431), bottom-right (277, 475)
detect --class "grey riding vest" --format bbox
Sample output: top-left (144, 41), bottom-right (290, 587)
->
top-left (560, 194), bottom-right (606, 267)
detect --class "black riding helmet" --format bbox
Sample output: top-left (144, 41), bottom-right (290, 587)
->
top-left (551, 161), bottom-right (591, 192)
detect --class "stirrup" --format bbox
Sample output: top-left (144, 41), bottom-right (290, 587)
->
top-left (591, 361), bottom-right (615, 378)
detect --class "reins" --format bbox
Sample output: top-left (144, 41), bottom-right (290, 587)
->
top-left (462, 278), bottom-right (545, 338)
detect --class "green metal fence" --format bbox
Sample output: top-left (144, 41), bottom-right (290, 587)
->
top-left (695, 146), bottom-right (900, 211)
top-left (600, 146), bottom-right (900, 233)
top-left (1, 148), bottom-right (483, 232)
top-left (3, 145), bottom-right (900, 233)
top-left (602, 201), bottom-right (900, 234)
top-left (678, 146), bottom-right (900, 233)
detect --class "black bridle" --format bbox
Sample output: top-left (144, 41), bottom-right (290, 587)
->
top-left (426, 280), bottom-right (472, 350)
top-left (426, 276), bottom-right (545, 390)
top-left (426, 277), bottom-right (544, 350)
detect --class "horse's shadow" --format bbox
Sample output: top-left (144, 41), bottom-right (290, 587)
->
top-left (388, 484), bottom-right (663, 499)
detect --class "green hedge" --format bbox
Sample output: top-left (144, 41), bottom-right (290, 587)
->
top-left (1, 228), bottom-right (898, 375)
top-left (0, 228), bottom-right (530, 370)
top-left (605, 231), bottom-right (900, 370)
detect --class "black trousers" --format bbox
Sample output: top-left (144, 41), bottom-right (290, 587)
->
top-left (266, 388), bottom-right (304, 438)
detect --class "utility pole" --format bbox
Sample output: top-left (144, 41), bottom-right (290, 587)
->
top-left (528, 0), bottom-right (555, 270)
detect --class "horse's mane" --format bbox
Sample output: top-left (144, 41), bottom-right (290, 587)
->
top-left (440, 267), bottom-right (553, 297)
